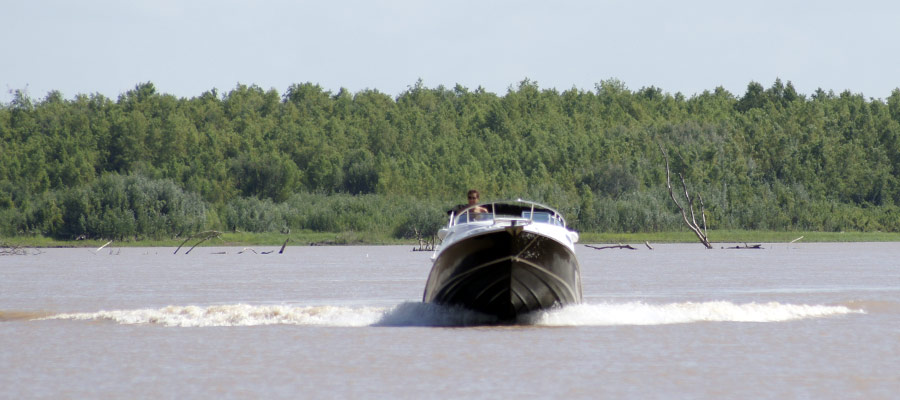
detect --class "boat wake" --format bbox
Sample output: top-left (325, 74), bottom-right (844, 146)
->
top-left (40, 304), bottom-right (389, 328)
top-left (522, 301), bottom-right (864, 326)
top-left (35, 300), bottom-right (864, 328)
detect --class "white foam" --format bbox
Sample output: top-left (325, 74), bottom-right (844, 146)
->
top-left (41, 301), bottom-right (862, 327)
top-left (525, 301), bottom-right (863, 326)
top-left (44, 304), bottom-right (388, 327)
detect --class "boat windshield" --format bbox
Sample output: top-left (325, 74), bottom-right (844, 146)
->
top-left (522, 211), bottom-right (552, 223)
top-left (453, 207), bottom-right (564, 227)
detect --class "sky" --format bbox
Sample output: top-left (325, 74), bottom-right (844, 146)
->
top-left (3, 0), bottom-right (899, 104)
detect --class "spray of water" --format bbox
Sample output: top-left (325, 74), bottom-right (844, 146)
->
top-left (522, 301), bottom-right (863, 326)
top-left (37, 301), bottom-right (863, 328)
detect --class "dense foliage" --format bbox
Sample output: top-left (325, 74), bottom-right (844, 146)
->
top-left (2, 79), bottom-right (899, 240)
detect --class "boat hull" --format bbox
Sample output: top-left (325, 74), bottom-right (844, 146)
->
top-left (423, 227), bottom-right (582, 321)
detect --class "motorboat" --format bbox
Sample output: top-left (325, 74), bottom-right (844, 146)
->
top-left (423, 199), bottom-right (583, 321)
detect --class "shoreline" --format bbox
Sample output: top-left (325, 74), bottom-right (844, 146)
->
top-left (3, 230), bottom-right (900, 249)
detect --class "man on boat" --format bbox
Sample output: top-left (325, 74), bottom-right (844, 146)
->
top-left (449, 189), bottom-right (489, 216)
top-left (466, 189), bottom-right (489, 214)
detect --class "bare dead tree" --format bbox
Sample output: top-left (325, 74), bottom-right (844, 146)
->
top-left (412, 227), bottom-right (435, 251)
top-left (658, 143), bottom-right (712, 249)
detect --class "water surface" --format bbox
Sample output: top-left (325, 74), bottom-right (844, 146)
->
top-left (2, 243), bottom-right (898, 398)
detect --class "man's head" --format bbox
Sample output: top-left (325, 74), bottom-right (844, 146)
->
top-left (467, 189), bottom-right (480, 205)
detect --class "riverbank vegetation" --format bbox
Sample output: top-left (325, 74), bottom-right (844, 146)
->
top-left (2, 79), bottom-right (900, 243)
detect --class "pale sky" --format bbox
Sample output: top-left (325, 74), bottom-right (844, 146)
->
top-left (3, 0), bottom-right (899, 103)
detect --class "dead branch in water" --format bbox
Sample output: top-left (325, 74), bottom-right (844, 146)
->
top-left (724, 243), bottom-right (763, 249)
top-left (261, 238), bottom-right (290, 254)
top-left (659, 143), bottom-right (712, 249)
top-left (174, 231), bottom-right (223, 254)
top-left (95, 240), bottom-right (112, 253)
top-left (585, 244), bottom-right (637, 250)
top-left (1, 241), bottom-right (28, 256)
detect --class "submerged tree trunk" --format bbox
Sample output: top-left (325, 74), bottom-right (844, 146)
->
top-left (584, 244), bottom-right (637, 250)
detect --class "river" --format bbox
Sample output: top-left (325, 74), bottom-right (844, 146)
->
top-left (2, 243), bottom-right (898, 399)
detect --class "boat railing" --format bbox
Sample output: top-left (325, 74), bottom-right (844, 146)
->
top-left (448, 199), bottom-right (567, 228)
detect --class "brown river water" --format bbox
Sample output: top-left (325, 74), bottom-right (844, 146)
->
top-left (1, 243), bottom-right (899, 399)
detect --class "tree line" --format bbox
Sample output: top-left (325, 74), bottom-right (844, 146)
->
top-left (2, 79), bottom-right (899, 240)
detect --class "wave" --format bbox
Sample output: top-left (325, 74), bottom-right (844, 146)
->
top-left (522, 301), bottom-right (863, 326)
top-left (36, 300), bottom-right (863, 328)
top-left (41, 304), bottom-right (388, 328)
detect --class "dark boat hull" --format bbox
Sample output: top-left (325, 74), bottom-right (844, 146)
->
top-left (423, 228), bottom-right (582, 321)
